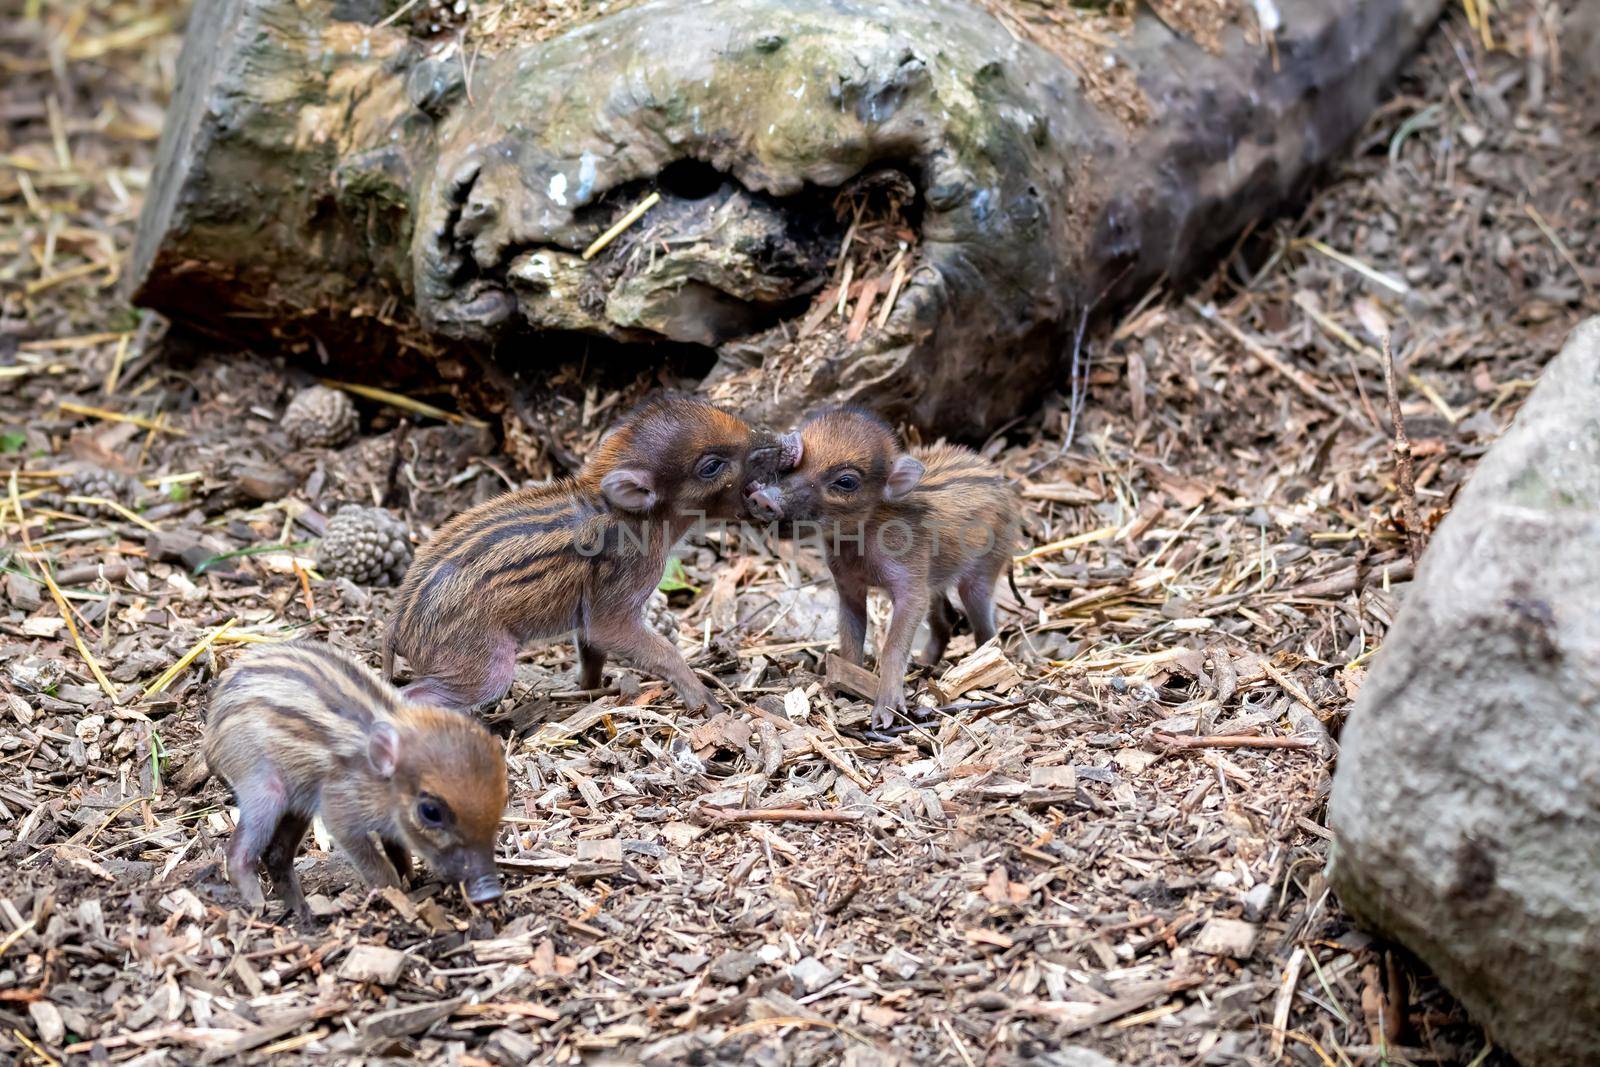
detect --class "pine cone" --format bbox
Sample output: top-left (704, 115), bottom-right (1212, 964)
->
top-left (43, 467), bottom-right (142, 519)
top-left (644, 589), bottom-right (678, 640)
top-left (282, 385), bottom-right (359, 449)
top-left (316, 504), bottom-right (413, 586)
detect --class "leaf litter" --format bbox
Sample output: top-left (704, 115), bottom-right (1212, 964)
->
top-left (1, 1), bottom-right (1596, 1063)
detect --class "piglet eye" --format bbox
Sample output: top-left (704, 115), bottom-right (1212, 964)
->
top-left (417, 798), bottom-right (444, 826)
top-left (696, 456), bottom-right (728, 480)
top-left (832, 474), bottom-right (861, 493)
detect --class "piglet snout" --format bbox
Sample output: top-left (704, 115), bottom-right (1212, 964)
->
top-left (464, 869), bottom-right (503, 904)
top-left (746, 485), bottom-right (784, 521)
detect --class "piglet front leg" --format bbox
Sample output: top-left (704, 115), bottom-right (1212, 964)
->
top-left (321, 781), bottom-right (405, 892)
top-left (588, 611), bottom-right (724, 716)
top-left (828, 562), bottom-right (870, 667)
top-left (872, 578), bottom-right (930, 731)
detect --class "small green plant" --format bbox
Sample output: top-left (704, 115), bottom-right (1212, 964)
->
top-left (193, 540), bottom-right (311, 576)
top-left (657, 557), bottom-right (700, 595)
top-left (105, 306), bottom-right (143, 333)
top-left (0, 431), bottom-right (26, 454)
top-left (150, 730), bottom-right (167, 793)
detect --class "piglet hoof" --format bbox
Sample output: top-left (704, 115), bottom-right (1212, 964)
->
top-left (870, 699), bottom-right (905, 732)
top-left (229, 873), bottom-right (267, 913)
top-left (679, 684), bottom-right (724, 718)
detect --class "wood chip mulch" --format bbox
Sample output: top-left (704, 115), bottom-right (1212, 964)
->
top-left (1, 1), bottom-right (1596, 1064)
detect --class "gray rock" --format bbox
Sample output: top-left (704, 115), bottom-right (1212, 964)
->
top-left (667, 951), bottom-right (708, 974)
top-left (358, 995), bottom-right (466, 1041)
top-left (483, 1027), bottom-right (540, 1066)
top-left (1032, 1049), bottom-right (1118, 1067)
top-left (1329, 317), bottom-right (1600, 1067)
top-left (337, 943), bottom-right (408, 985)
top-left (788, 955), bottom-right (837, 994)
top-left (1241, 882), bottom-right (1275, 922)
top-left (880, 946), bottom-right (922, 980)
top-left (707, 949), bottom-right (762, 985)
top-left (4, 572), bottom-right (42, 612)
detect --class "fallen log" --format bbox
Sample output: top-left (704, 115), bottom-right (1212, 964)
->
top-left (130, 0), bottom-right (1444, 436)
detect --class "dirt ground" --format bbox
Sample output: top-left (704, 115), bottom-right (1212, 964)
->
top-left (2, 1), bottom-right (1597, 1064)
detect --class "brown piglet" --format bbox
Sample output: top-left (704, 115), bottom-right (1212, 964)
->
top-left (384, 391), bottom-right (782, 715)
top-left (203, 642), bottom-right (508, 916)
top-left (745, 406), bottom-right (1021, 729)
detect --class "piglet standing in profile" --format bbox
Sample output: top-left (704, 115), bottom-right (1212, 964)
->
top-left (202, 642), bottom-right (508, 917)
top-left (745, 406), bottom-right (1022, 730)
top-left (384, 391), bottom-right (782, 716)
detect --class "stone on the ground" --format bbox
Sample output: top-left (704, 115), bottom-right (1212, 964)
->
top-left (1329, 316), bottom-right (1600, 1067)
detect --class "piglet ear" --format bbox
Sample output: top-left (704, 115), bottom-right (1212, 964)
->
top-left (779, 431), bottom-right (804, 472)
top-left (883, 455), bottom-right (925, 500)
top-left (601, 468), bottom-right (658, 512)
top-left (368, 721), bottom-right (401, 779)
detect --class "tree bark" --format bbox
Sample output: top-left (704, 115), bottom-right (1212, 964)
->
top-left (131, 0), bottom-right (1445, 436)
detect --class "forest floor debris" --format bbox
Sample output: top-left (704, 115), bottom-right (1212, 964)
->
top-left (2, 1), bottom-right (1596, 1064)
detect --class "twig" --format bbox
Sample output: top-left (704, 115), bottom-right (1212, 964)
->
top-left (64, 495), bottom-right (159, 532)
top-left (742, 702), bottom-right (872, 790)
top-left (1188, 298), bottom-right (1343, 416)
top-left (291, 558), bottom-right (315, 616)
top-left (940, 1016), bottom-right (978, 1067)
top-left (1063, 303), bottom-right (1091, 450)
top-left (1523, 202), bottom-right (1592, 298)
top-left (19, 331), bottom-right (130, 351)
top-left (1269, 946), bottom-right (1306, 1059)
top-left (374, 0), bottom-right (422, 28)
top-left (0, 917), bottom-right (38, 959)
top-left (1383, 949), bottom-right (1410, 1045)
top-left (142, 618), bottom-right (238, 700)
top-left (1381, 333), bottom-right (1423, 564)
top-left (58, 400), bottom-right (186, 436)
top-left (875, 248), bottom-right (909, 328)
top-left (1153, 732), bottom-right (1315, 751)
top-left (1260, 659), bottom-right (1322, 719)
top-left (11, 1029), bottom-right (59, 1067)
top-left (1055, 975), bottom-right (1204, 1035)
top-left (1013, 524), bottom-right (1117, 562)
top-left (1060, 265), bottom-right (1133, 453)
top-left (319, 380), bottom-right (486, 427)
top-left (582, 191), bottom-right (660, 261)
top-left (714, 1016), bottom-right (870, 1046)
top-left (699, 806), bottom-right (864, 824)
top-left (14, 474), bottom-right (121, 703)
top-left (1299, 238), bottom-right (1411, 296)
top-left (104, 332), bottom-right (130, 394)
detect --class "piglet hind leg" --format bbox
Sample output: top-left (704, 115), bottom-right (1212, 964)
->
top-left (223, 771), bottom-right (289, 912)
top-left (576, 636), bottom-right (606, 692)
top-left (261, 812), bottom-right (311, 921)
top-left (957, 567), bottom-right (1001, 647)
top-left (916, 594), bottom-right (959, 667)
top-left (401, 631), bottom-right (519, 713)
top-left (589, 611), bottom-right (723, 716)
